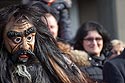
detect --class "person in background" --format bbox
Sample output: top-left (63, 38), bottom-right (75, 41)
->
top-left (73, 21), bottom-right (111, 83)
top-left (0, 4), bottom-right (89, 83)
top-left (103, 48), bottom-right (125, 83)
top-left (22, 0), bottom-right (73, 42)
top-left (108, 39), bottom-right (125, 60)
top-left (41, 13), bottom-right (59, 39)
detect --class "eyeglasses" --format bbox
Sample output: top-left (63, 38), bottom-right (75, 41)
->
top-left (84, 37), bottom-right (103, 42)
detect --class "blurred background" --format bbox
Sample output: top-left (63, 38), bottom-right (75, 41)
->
top-left (0, 0), bottom-right (125, 42)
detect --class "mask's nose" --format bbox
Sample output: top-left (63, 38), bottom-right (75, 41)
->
top-left (20, 38), bottom-right (30, 50)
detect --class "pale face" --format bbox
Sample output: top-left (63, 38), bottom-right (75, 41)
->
top-left (3, 18), bottom-right (36, 63)
top-left (42, 14), bottom-right (58, 39)
top-left (110, 44), bottom-right (124, 59)
top-left (82, 31), bottom-right (103, 57)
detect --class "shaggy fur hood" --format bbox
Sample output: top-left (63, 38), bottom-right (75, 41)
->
top-left (69, 50), bottom-right (91, 67)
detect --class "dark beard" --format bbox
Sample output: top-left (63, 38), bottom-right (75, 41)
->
top-left (7, 50), bottom-right (51, 83)
top-left (0, 48), bottom-right (53, 83)
top-left (9, 63), bottom-right (51, 83)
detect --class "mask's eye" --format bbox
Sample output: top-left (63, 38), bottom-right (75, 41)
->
top-left (13, 37), bottom-right (22, 43)
top-left (27, 35), bottom-right (33, 42)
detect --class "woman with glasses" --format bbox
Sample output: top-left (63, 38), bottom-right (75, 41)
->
top-left (73, 21), bottom-right (111, 83)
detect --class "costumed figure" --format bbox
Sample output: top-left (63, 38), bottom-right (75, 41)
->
top-left (0, 4), bottom-right (89, 83)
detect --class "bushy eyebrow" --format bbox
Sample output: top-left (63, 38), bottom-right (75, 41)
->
top-left (7, 31), bottom-right (22, 38)
top-left (24, 27), bottom-right (36, 36)
top-left (7, 27), bottom-right (36, 38)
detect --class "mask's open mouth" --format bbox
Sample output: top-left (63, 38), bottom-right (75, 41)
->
top-left (19, 55), bottom-right (29, 63)
top-left (11, 49), bottom-right (35, 64)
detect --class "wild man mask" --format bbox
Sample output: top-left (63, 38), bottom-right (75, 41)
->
top-left (4, 16), bottom-right (36, 64)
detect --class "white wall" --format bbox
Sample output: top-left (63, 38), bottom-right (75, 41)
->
top-left (116, 0), bottom-right (125, 42)
top-left (70, 0), bottom-right (79, 39)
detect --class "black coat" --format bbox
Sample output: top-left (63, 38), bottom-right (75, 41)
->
top-left (80, 54), bottom-right (106, 83)
top-left (103, 48), bottom-right (125, 83)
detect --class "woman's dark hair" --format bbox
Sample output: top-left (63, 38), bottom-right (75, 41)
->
top-left (73, 21), bottom-right (111, 54)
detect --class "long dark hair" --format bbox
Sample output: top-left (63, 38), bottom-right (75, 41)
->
top-left (0, 4), bottom-right (89, 83)
top-left (74, 21), bottom-right (111, 55)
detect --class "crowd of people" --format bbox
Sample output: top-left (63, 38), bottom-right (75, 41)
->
top-left (0, 0), bottom-right (125, 83)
